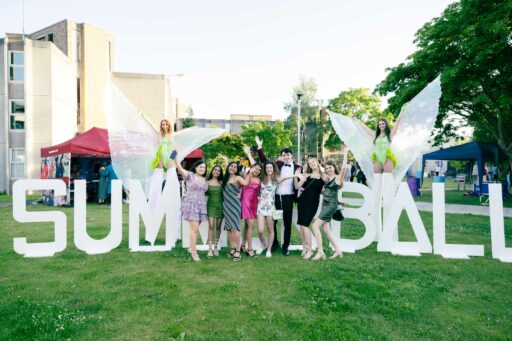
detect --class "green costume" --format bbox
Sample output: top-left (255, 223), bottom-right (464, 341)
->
top-left (207, 184), bottom-right (224, 218)
top-left (371, 135), bottom-right (397, 168)
top-left (151, 134), bottom-right (175, 170)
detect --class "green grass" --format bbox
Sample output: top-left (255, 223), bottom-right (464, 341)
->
top-left (417, 178), bottom-right (512, 207)
top-left (1, 198), bottom-right (511, 340)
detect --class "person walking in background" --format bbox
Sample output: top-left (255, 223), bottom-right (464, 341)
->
top-left (98, 161), bottom-right (108, 204)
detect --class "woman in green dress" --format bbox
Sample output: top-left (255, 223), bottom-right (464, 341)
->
top-left (206, 165), bottom-right (224, 258)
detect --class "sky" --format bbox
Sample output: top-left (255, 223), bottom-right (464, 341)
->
top-left (0, 0), bottom-right (454, 120)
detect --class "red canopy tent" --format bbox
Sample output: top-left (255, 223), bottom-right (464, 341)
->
top-left (41, 127), bottom-right (110, 157)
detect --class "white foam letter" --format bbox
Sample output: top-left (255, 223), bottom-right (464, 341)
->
top-left (74, 180), bottom-right (123, 254)
top-left (378, 182), bottom-right (432, 256)
top-left (12, 179), bottom-right (67, 257)
top-left (489, 183), bottom-right (512, 262)
top-left (433, 183), bottom-right (484, 259)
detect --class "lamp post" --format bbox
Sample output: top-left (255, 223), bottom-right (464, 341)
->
top-left (296, 92), bottom-right (303, 165)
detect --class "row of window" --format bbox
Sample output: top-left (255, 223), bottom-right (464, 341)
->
top-left (10, 148), bottom-right (25, 179)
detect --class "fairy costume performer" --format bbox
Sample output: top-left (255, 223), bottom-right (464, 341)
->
top-left (327, 77), bottom-right (442, 240)
top-left (104, 82), bottom-right (226, 247)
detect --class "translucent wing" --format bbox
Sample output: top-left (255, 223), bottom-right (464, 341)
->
top-left (174, 127), bottom-right (227, 163)
top-left (390, 76), bottom-right (441, 190)
top-left (104, 82), bottom-right (159, 191)
top-left (328, 111), bottom-right (376, 186)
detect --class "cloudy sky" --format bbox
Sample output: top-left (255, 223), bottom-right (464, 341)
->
top-left (1, 0), bottom-right (454, 119)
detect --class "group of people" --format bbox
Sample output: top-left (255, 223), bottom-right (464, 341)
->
top-left (148, 114), bottom-right (400, 262)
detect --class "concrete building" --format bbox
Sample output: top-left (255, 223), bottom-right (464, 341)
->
top-left (0, 19), bottom-right (176, 193)
top-left (177, 114), bottom-right (274, 134)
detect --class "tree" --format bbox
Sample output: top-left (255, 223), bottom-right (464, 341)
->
top-left (240, 121), bottom-right (293, 160)
top-left (202, 133), bottom-right (245, 169)
top-left (375, 0), bottom-right (512, 168)
top-left (182, 106), bottom-right (196, 128)
top-left (325, 88), bottom-right (385, 150)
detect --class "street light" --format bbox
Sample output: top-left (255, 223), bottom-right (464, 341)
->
top-left (296, 92), bottom-right (303, 165)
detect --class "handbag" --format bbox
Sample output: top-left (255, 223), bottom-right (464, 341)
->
top-left (273, 194), bottom-right (284, 220)
top-left (332, 208), bottom-right (344, 221)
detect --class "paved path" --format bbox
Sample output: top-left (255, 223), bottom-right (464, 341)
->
top-left (344, 199), bottom-right (512, 218)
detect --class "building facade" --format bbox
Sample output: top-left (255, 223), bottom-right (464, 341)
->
top-left (0, 19), bottom-right (176, 193)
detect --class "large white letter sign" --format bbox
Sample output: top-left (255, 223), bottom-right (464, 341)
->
top-left (433, 183), bottom-right (484, 259)
top-left (336, 182), bottom-right (377, 252)
top-left (489, 183), bottom-right (512, 262)
top-left (12, 179), bottom-right (67, 257)
top-left (378, 182), bottom-right (432, 256)
top-left (74, 180), bottom-right (123, 254)
top-left (129, 180), bottom-right (177, 252)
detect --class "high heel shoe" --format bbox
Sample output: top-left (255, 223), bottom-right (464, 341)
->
top-left (329, 251), bottom-right (343, 259)
top-left (312, 252), bottom-right (326, 261)
top-left (301, 247), bottom-right (308, 257)
top-left (191, 252), bottom-right (201, 262)
top-left (265, 250), bottom-right (272, 258)
top-left (302, 251), bottom-right (313, 260)
top-left (213, 245), bottom-right (219, 257)
top-left (207, 249), bottom-right (213, 259)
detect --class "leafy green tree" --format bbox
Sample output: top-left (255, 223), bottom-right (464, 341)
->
top-left (375, 0), bottom-right (512, 168)
top-left (202, 133), bottom-right (244, 169)
top-left (325, 88), bottom-right (384, 150)
top-left (182, 117), bottom-right (195, 128)
top-left (240, 121), bottom-right (293, 160)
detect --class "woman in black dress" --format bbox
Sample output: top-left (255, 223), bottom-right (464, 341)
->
top-left (296, 158), bottom-right (325, 259)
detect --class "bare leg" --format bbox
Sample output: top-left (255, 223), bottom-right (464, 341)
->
top-left (241, 220), bottom-right (248, 252)
top-left (214, 217), bottom-right (222, 256)
top-left (383, 159), bottom-right (394, 173)
top-left (265, 216), bottom-right (274, 257)
top-left (322, 222), bottom-right (342, 258)
top-left (207, 217), bottom-right (215, 257)
top-left (311, 219), bottom-right (326, 260)
top-left (257, 215), bottom-right (267, 253)
top-left (246, 219), bottom-right (255, 256)
top-left (373, 161), bottom-right (383, 174)
top-left (298, 224), bottom-right (307, 256)
top-left (302, 227), bottom-right (313, 259)
top-left (189, 221), bottom-right (200, 261)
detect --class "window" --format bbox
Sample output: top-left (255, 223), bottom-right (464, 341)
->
top-left (36, 35), bottom-right (46, 41)
top-left (48, 33), bottom-right (54, 42)
top-left (9, 100), bottom-right (25, 130)
top-left (9, 51), bottom-right (24, 82)
top-left (10, 148), bottom-right (25, 179)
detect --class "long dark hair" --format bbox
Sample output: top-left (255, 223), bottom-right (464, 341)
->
top-left (190, 160), bottom-right (207, 177)
top-left (374, 118), bottom-right (391, 143)
top-left (324, 160), bottom-right (340, 175)
top-left (207, 164), bottom-right (224, 181)
top-left (222, 161), bottom-right (239, 188)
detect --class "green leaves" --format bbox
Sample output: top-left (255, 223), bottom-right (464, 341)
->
top-left (375, 0), bottom-right (512, 163)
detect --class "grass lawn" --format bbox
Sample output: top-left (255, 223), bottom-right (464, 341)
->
top-left (1, 196), bottom-right (511, 340)
top-left (417, 178), bottom-right (512, 208)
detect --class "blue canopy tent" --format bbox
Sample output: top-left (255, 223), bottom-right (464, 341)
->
top-left (421, 142), bottom-right (500, 193)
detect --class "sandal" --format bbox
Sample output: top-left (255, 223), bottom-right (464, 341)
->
top-left (213, 245), bottom-right (219, 257)
top-left (227, 248), bottom-right (236, 258)
top-left (207, 249), bottom-right (213, 259)
top-left (247, 249), bottom-right (256, 258)
top-left (233, 250), bottom-right (241, 262)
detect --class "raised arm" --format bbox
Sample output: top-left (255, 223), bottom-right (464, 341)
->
top-left (236, 172), bottom-right (252, 186)
top-left (175, 160), bottom-right (189, 178)
top-left (255, 136), bottom-right (269, 163)
top-left (356, 116), bottom-right (375, 139)
top-left (390, 102), bottom-right (408, 140)
top-left (336, 146), bottom-right (349, 184)
top-left (243, 145), bottom-right (256, 165)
